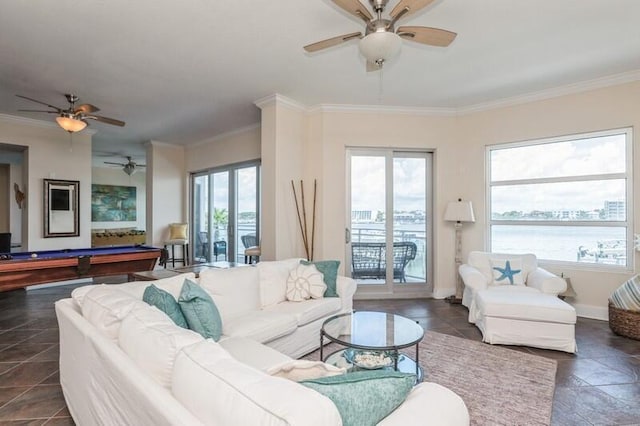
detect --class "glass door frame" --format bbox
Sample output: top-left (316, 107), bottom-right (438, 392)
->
top-left (190, 160), bottom-right (261, 264)
top-left (346, 148), bottom-right (433, 298)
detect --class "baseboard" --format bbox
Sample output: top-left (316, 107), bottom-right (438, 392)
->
top-left (572, 303), bottom-right (608, 321)
top-left (433, 288), bottom-right (456, 299)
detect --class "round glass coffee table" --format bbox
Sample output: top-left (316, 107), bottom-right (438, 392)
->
top-left (320, 311), bottom-right (424, 382)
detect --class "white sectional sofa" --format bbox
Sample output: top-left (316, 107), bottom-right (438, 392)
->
top-left (56, 258), bottom-right (470, 425)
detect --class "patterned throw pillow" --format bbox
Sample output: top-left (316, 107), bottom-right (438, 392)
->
top-left (610, 275), bottom-right (640, 312)
top-left (301, 260), bottom-right (340, 297)
top-left (300, 371), bottom-right (415, 426)
top-left (490, 258), bottom-right (524, 286)
top-left (178, 279), bottom-right (223, 341)
top-left (142, 284), bottom-right (188, 329)
top-left (285, 264), bottom-right (326, 302)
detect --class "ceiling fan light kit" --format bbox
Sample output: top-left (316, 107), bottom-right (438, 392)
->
top-left (304, 0), bottom-right (456, 71)
top-left (55, 114), bottom-right (87, 133)
top-left (16, 93), bottom-right (125, 134)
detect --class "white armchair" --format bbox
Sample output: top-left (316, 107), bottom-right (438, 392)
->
top-left (459, 251), bottom-right (566, 323)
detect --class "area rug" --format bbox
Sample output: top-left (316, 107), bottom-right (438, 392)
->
top-left (304, 331), bottom-right (557, 426)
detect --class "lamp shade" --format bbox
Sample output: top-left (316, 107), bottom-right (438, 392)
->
top-left (444, 200), bottom-right (475, 223)
top-left (358, 31), bottom-right (402, 62)
top-left (56, 115), bottom-right (87, 133)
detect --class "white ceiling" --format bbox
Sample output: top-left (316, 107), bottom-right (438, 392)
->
top-left (1, 0), bottom-right (640, 162)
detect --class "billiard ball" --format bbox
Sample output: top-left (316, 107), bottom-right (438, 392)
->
top-left (31, 253), bottom-right (38, 258)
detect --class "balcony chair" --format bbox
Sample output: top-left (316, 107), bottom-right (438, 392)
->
top-left (241, 234), bottom-right (260, 264)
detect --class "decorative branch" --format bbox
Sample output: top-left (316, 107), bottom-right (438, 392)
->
top-left (291, 179), bottom-right (317, 261)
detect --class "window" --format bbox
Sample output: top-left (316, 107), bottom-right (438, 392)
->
top-left (487, 128), bottom-right (632, 268)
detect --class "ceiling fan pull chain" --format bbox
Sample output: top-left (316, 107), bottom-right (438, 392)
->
top-left (378, 65), bottom-right (384, 101)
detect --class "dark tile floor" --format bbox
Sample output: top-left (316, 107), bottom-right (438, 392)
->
top-left (0, 280), bottom-right (639, 425)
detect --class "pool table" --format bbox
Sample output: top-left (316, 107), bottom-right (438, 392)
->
top-left (0, 245), bottom-right (166, 292)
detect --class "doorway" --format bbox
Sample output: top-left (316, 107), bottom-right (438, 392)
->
top-left (346, 149), bottom-right (433, 297)
top-left (191, 161), bottom-right (260, 264)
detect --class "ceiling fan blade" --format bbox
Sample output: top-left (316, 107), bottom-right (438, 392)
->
top-left (104, 161), bottom-right (125, 166)
top-left (85, 115), bottom-right (126, 127)
top-left (390, 0), bottom-right (435, 20)
top-left (17, 109), bottom-right (59, 113)
top-left (397, 26), bottom-right (457, 47)
top-left (15, 95), bottom-right (62, 112)
top-left (74, 103), bottom-right (100, 114)
top-left (331, 0), bottom-right (372, 22)
top-left (304, 32), bottom-right (362, 52)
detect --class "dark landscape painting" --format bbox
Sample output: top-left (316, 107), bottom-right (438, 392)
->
top-left (91, 184), bottom-right (137, 221)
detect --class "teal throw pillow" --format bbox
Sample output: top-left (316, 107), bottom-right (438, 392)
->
top-left (142, 284), bottom-right (188, 329)
top-left (301, 260), bottom-right (340, 297)
top-left (178, 279), bottom-right (223, 341)
top-left (300, 370), bottom-right (415, 426)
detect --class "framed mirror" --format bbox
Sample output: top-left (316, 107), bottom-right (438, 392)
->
top-left (44, 179), bottom-right (80, 238)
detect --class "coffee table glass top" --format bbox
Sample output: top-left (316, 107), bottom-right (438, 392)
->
top-left (322, 311), bottom-right (424, 350)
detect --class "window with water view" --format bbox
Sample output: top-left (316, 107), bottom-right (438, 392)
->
top-left (488, 128), bottom-right (632, 267)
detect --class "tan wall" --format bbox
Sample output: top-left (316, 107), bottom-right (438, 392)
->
top-left (185, 125), bottom-right (260, 173)
top-left (456, 80), bottom-right (640, 319)
top-left (147, 141), bottom-right (186, 247)
top-left (91, 167), bottom-right (147, 231)
top-left (0, 117), bottom-right (92, 250)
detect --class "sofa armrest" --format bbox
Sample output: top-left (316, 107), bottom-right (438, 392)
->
top-left (527, 267), bottom-right (566, 296)
top-left (378, 382), bottom-right (469, 426)
top-left (336, 276), bottom-right (357, 312)
top-left (459, 264), bottom-right (489, 292)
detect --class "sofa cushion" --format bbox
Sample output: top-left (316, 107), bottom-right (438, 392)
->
top-left (70, 284), bottom-right (96, 308)
top-left (117, 273), bottom-right (197, 300)
top-left (222, 311), bottom-right (297, 343)
top-left (301, 260), bottom-right (340, 297)
top-left (178, 279), bottom-right (223, 341)
top-left (219, 337), bottom-right (292, 371)
top-left (257, 258), bottom-right (303, 307)
top-left (267, 360), bottom-right (345, 382)
top-left (301, 371), bottom-right (415, 426)
top-left (142, 284), bottom-right (188, 328)
top-left (199, 266), bottom-right (260, 321)
top-left (285, 263), bottom-right (326, 302)
top-left (172, 340), bottom-right (342, 426)
top-left (81, 285), bottom-right (147, 340)
top-left (477, 287), bottom-right (577, 324)
top-left (118, 305), bottom-right (203, 388)
top-left (262, 298), bottom-right (341, 327)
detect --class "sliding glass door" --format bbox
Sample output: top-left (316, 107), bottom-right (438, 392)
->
top-left (191, 161), bottom-right (260, 264)
top-left (347, 149), bottom-right (433, 296)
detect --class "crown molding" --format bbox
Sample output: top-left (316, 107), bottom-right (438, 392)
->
top-left (310, 103), bottom-right (457, 116)
top-left (192, 123), bottom-right (261, 147)
top-left (254, 93), bottom-right (307, 111)
top-left (459, 69), bottom-right (640, 114)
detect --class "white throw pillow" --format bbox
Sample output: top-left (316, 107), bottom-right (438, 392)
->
top-left (285, 264), bottom-right (326, 302)
top-left (490, 258), bottom-right (524, 286)
top-left (199, 266), bottom-right (260, 321)
top-left (266, 360), bottom-right (345, 382)
top-left (117, 273), bottom-right (197, 299)
top-left (81, 285), bottom-right (147, 339)
top-left (258, 258), bottom-right (304, 307)
top-left (119, 304), bottom-right (203, 388)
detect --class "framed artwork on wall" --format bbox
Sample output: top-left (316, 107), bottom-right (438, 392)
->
top-left (44, 179), bottom-right (79, 238)
top-left (91, 184), bottom-right (137, 222)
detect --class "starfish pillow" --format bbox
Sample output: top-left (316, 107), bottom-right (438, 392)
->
top-left (490, 258), bottom-right (524, 286)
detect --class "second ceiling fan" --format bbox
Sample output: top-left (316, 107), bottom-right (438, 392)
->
top-left (304, 0), bottom-right (456, 71)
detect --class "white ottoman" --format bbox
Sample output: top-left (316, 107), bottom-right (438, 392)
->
top-left (475, 287), bottom-right (577, 353)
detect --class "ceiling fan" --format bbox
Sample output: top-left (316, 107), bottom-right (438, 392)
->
top-left (16, 93), bottom-right (125, 133)
top-left (304, 0), bottom-right (456, 71)
top-left (104, 156), bottom-right (146, 176)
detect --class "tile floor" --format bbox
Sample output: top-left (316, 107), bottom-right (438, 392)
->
top-left (0, 279), bottom-right (639, 425)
